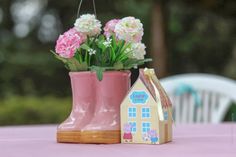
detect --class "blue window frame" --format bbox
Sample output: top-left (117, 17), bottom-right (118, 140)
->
top-left (129, 122), bottom-right (137, 133)
top-left (142, 107), bottom-right (150, 118)
top-left (142, 122), bottom-right (151, 133)
top-left (128, 107), bottom-right (137, 118)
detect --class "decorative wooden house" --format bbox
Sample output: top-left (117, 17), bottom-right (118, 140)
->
top-left (120, 68), bottom-right (172, 144)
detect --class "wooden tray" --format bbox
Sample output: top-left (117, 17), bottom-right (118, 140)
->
top-left (57, 130), bottom-right (121, 144)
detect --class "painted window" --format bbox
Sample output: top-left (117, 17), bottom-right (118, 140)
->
top-left (142, 107), bottom-right (150, 118)
top-left (129, 122), bottom-right (137, 133)
top-left (128, 107), bottom-right (137, 118)
top-left (164, 111), bottom-right (168, 120)
top-left (142, 122), bottom-right (151, 133)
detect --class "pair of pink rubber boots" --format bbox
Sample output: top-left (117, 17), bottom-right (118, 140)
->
top-left (57, 71), bottom-right (130, 144)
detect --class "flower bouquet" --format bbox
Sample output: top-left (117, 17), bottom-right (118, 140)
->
top-left (53, 14), bottom-right (151, 144)
top-left (52, 14), bottom-right (151, 80)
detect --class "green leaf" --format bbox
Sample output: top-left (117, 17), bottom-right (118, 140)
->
top-left (97, 68), bottom-right (104, 81)
top-left (77, 61), bottom-right (88, 70)
top-left (74, 49), bottom-right (83, 63)
top-left (85, 51), bottom-right (88, 63)
top-left (90, 66), bottom-right (105, 81)
top-left (113, 62), bottom-right (123, 70)
top-left (66, 58), bottom-right (80, 71)
top-left (50, 50), bottom-right (67, 63)
top-left (111, 35), bottom-right (117, 49)
top-left (115, 52), bottom-right (129, 62)
top-left (64, 64), bottom-right (70, 70)
top-left (120, 42), bottom-right (131, 54)
top-left (69, 59), bottom-right (88, 71)
top-left (98, 41), bottom-right (106, 52)
top-left (110, 47), bottom-right (116, 63)
top-left (123, 58), bottom-right (152, 69)
top-left (80, 44), bottom-right (90, 51)
top-left (50, 50), bottom-right (88, 71)
top-left (117, 40), bottom-right (125, 54)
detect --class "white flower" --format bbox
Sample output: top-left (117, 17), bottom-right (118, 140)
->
top-left (124, 47), bottom-right (131, 54)
top-left (129, 43), bottom-right (146, 59)
top-left (114, 16), bottom-right (143, 43)
top-left (103, 38), bottom-right (112, 47)
top-left (74, 14), bottom-right (102, 37)
top-left (88, 48), bottom-right (96, 55)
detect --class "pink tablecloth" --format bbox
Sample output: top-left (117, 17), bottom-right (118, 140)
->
top-left (0, 124), bottom-right (235, 157)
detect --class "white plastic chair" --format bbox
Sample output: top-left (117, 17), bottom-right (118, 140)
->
top-left (160, 73), bottom-right (236, 124)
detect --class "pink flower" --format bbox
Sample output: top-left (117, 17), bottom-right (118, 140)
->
top-left (55, 28), bottom-right (86, 58)
top-left (104, 19), bottom-right (120, 38)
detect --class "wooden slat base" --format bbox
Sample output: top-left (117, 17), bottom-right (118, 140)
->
top-left (57, 130), bottom-right (121, 144)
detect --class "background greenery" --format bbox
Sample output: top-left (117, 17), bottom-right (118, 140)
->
top-left (0, 0), bottom-right (235, 125)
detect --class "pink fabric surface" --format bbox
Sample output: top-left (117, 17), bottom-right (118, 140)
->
top-left (0, 124), bottom-right (235, 157)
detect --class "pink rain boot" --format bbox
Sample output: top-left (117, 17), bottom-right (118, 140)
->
top-left (57, 71), bottom-right (130, 144)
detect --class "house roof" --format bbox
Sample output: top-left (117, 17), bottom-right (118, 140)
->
top-left (139, 69), bottom-right (172, 108)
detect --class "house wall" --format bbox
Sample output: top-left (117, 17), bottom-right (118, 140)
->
top-left (120, 78), bottom-right (172, 144)
top-left (120, 79), bottom-right (160, 144)
top-left (121, 102), bottom-right (160, 144)
top-left (167, 107), bottom-right (173, 141)
top-left (158, 107), bottom-right (173, 144)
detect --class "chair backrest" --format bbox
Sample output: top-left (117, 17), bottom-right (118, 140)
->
top-left (160, 73), bottom-right (236, 124)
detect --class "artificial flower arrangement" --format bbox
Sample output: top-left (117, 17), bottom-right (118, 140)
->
top-left (54, 14), bottom-right (152, 144)
top-left (51, 14), bottom-right (151, 80)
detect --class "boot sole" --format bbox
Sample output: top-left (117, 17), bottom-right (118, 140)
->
top-left (57, 130), bottom-right (121, 144)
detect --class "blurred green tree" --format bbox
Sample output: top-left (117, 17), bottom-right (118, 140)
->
top-left (0, 0), bottom-right (235, 125)
top-left (0, 0), bottom-right (235, 97)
